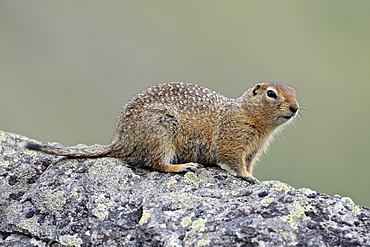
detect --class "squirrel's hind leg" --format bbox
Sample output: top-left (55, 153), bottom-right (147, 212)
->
top-left (150, 148), bottom-right (203, 173)
top-left (153, 162), bottom-right (203, 173)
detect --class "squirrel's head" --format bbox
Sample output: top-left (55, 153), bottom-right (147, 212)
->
top-left (243, 82), bottom-right (299, 128)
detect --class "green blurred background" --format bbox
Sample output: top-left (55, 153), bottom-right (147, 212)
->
top-left (1, 1), bottom-right (369, 207)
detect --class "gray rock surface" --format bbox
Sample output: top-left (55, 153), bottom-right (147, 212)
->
top-left (0, 130), bottom-right (369, 247)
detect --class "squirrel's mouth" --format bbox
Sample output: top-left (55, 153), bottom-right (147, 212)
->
top-left (279, 112), bottom-right (297, 121)
top-left (279, 106), bottom-right (299, 121)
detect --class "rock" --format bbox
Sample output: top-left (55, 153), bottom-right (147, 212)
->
top-left (0, 130), bottom-right (369, 247)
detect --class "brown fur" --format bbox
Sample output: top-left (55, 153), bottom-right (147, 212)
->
top-left (21, 82), bottom-right (299, 184)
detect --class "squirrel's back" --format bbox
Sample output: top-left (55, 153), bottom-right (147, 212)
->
top-left (122, 82), bottom-right (231, 117)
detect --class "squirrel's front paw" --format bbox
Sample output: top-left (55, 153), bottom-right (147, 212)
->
top-left (239, 175), bottom-right (260, 184)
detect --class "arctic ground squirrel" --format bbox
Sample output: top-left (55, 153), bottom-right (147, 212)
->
top-left (21, 82), bottom-right (299, 184)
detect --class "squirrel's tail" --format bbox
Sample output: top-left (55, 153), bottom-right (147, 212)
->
top-left (19, 141), bottom-right (111, 158)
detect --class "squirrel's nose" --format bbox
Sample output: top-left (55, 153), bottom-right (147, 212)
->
top-left (290, 106), bottom-right (298, 114)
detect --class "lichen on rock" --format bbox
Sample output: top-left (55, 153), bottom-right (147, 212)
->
top-left (0, 130), bottom-right (369, 246)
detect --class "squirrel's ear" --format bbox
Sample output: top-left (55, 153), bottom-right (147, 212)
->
top-left (252, 84), bottom-right (260, 96)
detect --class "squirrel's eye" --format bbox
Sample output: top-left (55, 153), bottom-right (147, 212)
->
top-left (266, 90), bottom-right (277, 99)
